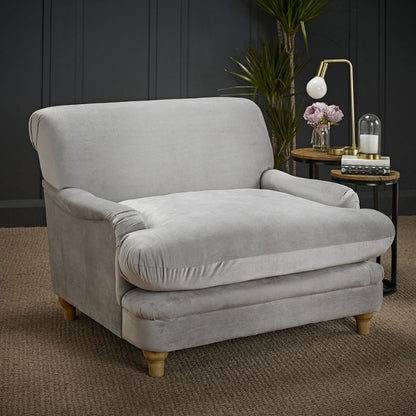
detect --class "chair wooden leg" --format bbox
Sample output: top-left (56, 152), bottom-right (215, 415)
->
top-left (58, 297), bottom-right (76, 321)
top-left (142, 350), bottom-right (169, 378)
top-left (355, 313), bottom-right (374, 335)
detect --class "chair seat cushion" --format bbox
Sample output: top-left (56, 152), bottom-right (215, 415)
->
top-left (122, 262), bottom-right (383, 320)
top-left (118, 189), bottom-right (394, 291)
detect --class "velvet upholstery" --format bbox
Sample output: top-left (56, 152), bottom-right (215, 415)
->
top-left (29, 97), bottom-right (273, 202)
top-left (122, 262), bottom-right (383, 321)
top-left (119, 189), bottom-right (393, 291)
top-left (43, 181), bottom-right (144, 335)
top-left (122, 281), bottom-right (383, 352)
top-left (28, 97), bottom-right (394, 373)
top-left (261, 168), bottom-right (360, 208)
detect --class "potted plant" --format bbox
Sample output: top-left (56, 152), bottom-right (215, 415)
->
top-left (225, 0), bottom-right (331, 173)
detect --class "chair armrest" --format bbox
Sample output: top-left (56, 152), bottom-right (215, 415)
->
top-left (261, 169), bottom-right (360, 209)
top-left (42, 181), bottom-right (145, 242)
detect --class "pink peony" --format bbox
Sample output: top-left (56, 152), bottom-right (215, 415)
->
top-left (303, 104), bottom-right (325, 125)
top-left (326, 105), bottom-right (344, 123)
top-left (313, 102), bottom-right (329, 112)
top-left (303, 102), bottom-right (344, 126)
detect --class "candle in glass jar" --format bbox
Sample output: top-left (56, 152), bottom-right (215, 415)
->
top-left (360, 134), bottom-right (379, 154)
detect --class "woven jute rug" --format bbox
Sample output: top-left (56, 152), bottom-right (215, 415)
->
top-left (1, 218), bottom-right (415, 415)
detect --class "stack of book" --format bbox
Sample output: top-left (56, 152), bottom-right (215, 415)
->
top-left (341, 155), bottom-right (390, 175)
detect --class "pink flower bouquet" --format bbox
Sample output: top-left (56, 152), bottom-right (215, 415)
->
top-left (303, 102), bottom-right (344, 126)
top-left (303, 102), bottom-right (344, 149)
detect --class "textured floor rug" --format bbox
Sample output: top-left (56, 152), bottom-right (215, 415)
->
top-left (1, 217), bottom-right (415, 415)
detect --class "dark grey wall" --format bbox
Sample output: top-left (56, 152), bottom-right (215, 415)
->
top-left (1, 0), bottom-right (415, 226)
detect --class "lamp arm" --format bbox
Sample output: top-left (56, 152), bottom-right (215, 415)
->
top-left (316, 59), bottom-right (356, 150)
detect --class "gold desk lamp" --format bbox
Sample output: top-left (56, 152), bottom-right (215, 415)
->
top-left (306, 59), bottom-right (358, 156)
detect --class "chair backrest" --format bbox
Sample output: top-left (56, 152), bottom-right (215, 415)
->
top-left (29, 97), bottom-right (273, 201)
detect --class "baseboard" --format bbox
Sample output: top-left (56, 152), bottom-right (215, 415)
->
top-left (0, 199), bottom-right (46, 227)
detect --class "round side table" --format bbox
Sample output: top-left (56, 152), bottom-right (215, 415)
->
top-left (291, 148), bottom-right (341, 179)
top-left (331, 169), bottom-right (400, 295)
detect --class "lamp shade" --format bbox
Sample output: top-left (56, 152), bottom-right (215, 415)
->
top-left (306, 76), bottom-right (327, 99)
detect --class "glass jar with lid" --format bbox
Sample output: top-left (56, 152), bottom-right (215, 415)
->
top-left (358, 114), bottom-right (381, 159)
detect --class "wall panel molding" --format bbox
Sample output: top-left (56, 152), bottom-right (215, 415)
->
top-left (180, 0), bottom-right (189, 98)
top-left (0, 0), bottom-right (415, 226)
top-left (41, 0), bottom-right (52, 109)
top-left (148, 0), bottom-right (158, 99)
top-left (75, 0), bottom-right (84, 103)
top-left (249, 0), bottom-right (259, 48)
top-left (378, 0), bottom-right (386, 155)
top-left (0, 0), bottom-right (43, 215)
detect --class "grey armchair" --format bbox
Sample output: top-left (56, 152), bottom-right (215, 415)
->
top-left (29, 98), bottom-right (394, 377)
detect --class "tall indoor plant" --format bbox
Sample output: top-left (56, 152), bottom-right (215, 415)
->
top-left (226, 0), bottom-right (331, 173)
top-left (227, 40), bottom-right (304, 170)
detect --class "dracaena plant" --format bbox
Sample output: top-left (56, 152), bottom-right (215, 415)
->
top-left (224, 0), bottom-right (331, 173)
top-left (256, 0), bottom-right (331, 173)
top-left (224, 40), bottom-right (305, 170)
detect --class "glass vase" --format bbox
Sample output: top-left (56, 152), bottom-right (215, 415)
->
top-left (312, 123), bottom-right (330, 152)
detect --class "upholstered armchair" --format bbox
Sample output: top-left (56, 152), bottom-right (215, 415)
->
top-left (29, 98), bottom-right (394, 377)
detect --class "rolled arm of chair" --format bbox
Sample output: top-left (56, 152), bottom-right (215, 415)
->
top-left (42, 180), bottom-right (146, 242)
top-left (42, 181), bottom-right (145, 321)
top-left (261, 169), bottom-right (360, 209)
